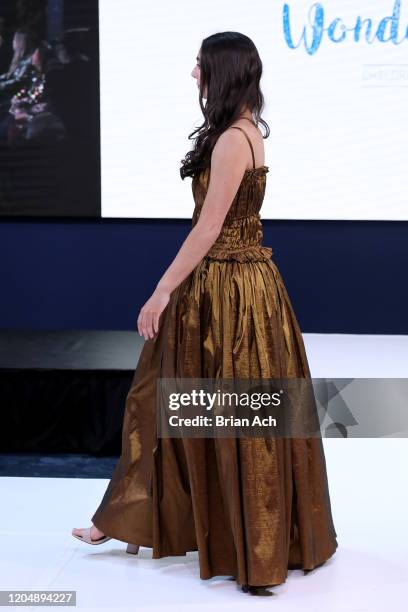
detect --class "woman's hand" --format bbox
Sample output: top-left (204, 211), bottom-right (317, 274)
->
top-left (137, 287), bottom-right (171, 340)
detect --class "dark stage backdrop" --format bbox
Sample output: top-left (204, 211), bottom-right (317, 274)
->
top-left (0, 217), bottom-right (407, 334)
top-left (0, 0), bottom-right (100, 217)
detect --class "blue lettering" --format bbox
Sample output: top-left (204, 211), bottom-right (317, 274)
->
top-left (376, 0), bottom-right (406, 43)
top-left (354, 18), bottom-right (374, 43)
top-left (283, 0), bottom-right (408, 54)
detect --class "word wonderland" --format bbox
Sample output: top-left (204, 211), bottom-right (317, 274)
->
top-left (283, 0), bottom-right (408, 54)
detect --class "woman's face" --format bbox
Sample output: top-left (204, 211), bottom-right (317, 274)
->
top-left (191, 50), bottom-right (207, 98)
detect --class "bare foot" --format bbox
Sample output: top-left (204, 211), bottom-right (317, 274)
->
top-left (72, 524), bottom-right (105, 541)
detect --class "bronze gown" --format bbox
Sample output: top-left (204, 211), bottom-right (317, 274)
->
top-left (91, 126), bottom-right (338, 587)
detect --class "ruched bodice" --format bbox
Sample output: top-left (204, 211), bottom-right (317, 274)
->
top-left (191, 164), bottom-right (273, 262)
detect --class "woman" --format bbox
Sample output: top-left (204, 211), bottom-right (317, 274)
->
top-left (72, 31), bottom-right (338, 595)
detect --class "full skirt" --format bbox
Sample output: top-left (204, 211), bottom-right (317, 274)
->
top-left (91, 256), bottom-right (338, 587)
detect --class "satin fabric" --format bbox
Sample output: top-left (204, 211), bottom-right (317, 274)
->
top-left (91, 165), bottom-right (338, 587)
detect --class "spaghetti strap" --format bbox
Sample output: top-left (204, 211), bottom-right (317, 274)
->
top-left (230, 126), bottom-right (256, 169)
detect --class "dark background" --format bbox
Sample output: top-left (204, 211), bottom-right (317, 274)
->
top-left (0, 0), bottom-right (100, 216)
top-left (1, 217), bottom-right (407, 333)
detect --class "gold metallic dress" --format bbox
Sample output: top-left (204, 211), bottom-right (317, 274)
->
top-left (92, 126), bottom-right (338, 587)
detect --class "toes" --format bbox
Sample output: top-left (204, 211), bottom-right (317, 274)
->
top-left (72, 528), bottom-right (83, 537)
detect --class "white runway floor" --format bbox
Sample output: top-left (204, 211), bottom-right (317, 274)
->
top-left (1, 334), bottom-right (407, 610)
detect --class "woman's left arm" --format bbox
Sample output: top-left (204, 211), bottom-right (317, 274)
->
top-left (137, 128), bottom-right (249, 339)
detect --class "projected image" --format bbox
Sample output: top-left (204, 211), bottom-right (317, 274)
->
top-left (98, 0), bottom-right (407, 221)
top-left (0, 0), bottom-right (100, 217)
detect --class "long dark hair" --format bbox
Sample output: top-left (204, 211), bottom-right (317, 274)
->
top-left (180, 31), bottom-right (270, 180)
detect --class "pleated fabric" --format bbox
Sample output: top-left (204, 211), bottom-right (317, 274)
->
top-left (91, 164), bottom-right (338, 587)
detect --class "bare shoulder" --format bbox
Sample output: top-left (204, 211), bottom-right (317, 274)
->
top-left (210, 127), bottom-right (249, 174)
top-left (226, 120), bottom-right (265, 168)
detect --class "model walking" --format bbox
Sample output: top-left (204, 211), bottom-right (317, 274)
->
top-left (72, 31), bottom-right (338, 595)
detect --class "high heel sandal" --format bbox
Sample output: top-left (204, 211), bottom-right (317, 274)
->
top-left (71, 527), bottom-right (112, 545)
top-left (72, 527), bottom-right (140, 555)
